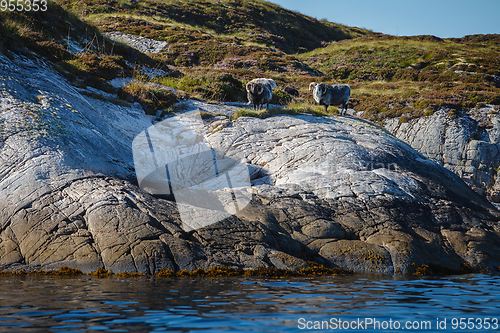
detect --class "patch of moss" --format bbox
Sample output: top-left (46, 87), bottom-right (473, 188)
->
top-left (297, 266), bottom-right (351, 277)
top-left (62, 53), bottom-right (128, 80)
top-left (411, 262), bottom-right (478, 276)
top-left (0, 264), bottom-right (342, 279)
top-left (155, 71), bottom-right (245, 102)
top-left (231, 108), bottom-right (261, 120)
top-left (399, 115), bottom-right (409, 123)
top-left (156, 269), bottom-right (176, 278)
top-left (243, 267), bottom-right (296, 278)
top-left (114, 272), bottom-right (147, 278)
top-left (91, 268), bottom-right (113, 278)
top-left (199, 111), bottom-right (215, 119)
top-left (413, 264), bottom-right (431, 276)
top-left (0, 266), bottom-right (83, 276)
top-left (231, 102), bottom-right (332, 121)
top-left (460, 262), bottom-right (473, 274)
top-left (156, 267), bottom-right (246, 278)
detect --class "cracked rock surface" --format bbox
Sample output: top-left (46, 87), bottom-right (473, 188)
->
top-left (1, 54), bottom-right (500, 275)
top-left (385, 108), bottom-right (500, 202)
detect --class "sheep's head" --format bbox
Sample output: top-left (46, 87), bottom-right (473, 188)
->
top-left (245, 82), bottom-right (252, 93)
top-left (250, 83), bottom-right (264, 95)
top-left (316, 83), bottom-right (327, 96)
top-left (309, 82), bottom-right (319, 92)
top-left (246, 82), bottom-right (264, 95)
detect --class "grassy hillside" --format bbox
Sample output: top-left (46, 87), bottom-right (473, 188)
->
top-left (61, 0), bottom-right (369, 54)
top-left (300, 34), bottom-right (500, 121)
top-left (1, 0), bottom-right (498, 121)
top-left (62, 0), bottom-right (372, 105)
top-left (0, 1), bottom-right (159, 91)
top-left (0, 0), bottom-right (371, 113)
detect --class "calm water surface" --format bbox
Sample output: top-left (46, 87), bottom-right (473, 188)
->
top-left (0, 274), bottom-right (499, 332)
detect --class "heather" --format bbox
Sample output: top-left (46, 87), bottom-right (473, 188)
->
top-left (300, 35), bottom-right (500, 121)
top-left (1, 1), bottom-right (498, 122)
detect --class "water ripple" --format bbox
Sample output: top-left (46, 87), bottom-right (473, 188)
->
top-left (0, 274), bottom-right (498, 332)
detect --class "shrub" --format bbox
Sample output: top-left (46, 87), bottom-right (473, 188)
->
top-left (206, 73), bottom-right (244, 101)
top-left (64, 53), bottom-right (128, 80)
top-left (159, 72), bottom-right (245, 102)
top-left (271, 89), bottom-right (293, 105)
top-left (118, 82), bottom-right (179, 115)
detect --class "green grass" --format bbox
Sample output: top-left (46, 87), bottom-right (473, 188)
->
top-left (299, 35), bottom-right (500, 121)
top-left (54, 0), bottom-right (371, 89)
top-left (301, 35), bottom-right (499, 80)
top-left (231, 101), bottom-right (336, 120)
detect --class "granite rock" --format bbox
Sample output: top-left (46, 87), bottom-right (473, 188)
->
top-left (1, 54), bottom-right (500, 275)
top-left (385, 108), bottom-right (500, 202)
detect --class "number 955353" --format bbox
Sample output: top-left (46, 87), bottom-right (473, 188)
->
top-left (451, 318), bottom-right (498, 330)
top-left (1, 0), bottom-right (47, 11)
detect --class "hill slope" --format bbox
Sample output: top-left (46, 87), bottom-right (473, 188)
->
top-left (1, 0), bottom-right (373, 108)
top-left (1, 1), bottom-right (498, 121)
top-left (61, 0), bottom-right (370, 54)
top-left (300, 34), bottom-right (500, 121)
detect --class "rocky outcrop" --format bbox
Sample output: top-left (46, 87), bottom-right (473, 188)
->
top-left (104, 32), bottom-right (169, 54)
top-left (385, 107), bottom-right (500, 202)
top-left (1, 53), bottom-right (500, 275)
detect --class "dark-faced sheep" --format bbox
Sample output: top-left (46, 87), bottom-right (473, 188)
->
top-left (309, 82), bottom-right (351, 116)
top-left (246, 78), bottom-right (277, 110)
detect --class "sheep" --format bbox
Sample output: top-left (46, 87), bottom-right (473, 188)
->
top-left (309, 82), bottom-right (351, 116)
top-left (246, 78), bottom-right (277, 110)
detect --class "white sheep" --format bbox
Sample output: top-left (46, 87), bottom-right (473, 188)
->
top-left (309, 82), bottom-right (351, 116)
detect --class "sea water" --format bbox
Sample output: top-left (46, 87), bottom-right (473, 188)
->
top-left (0, 274), bottom-right (499, 332)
